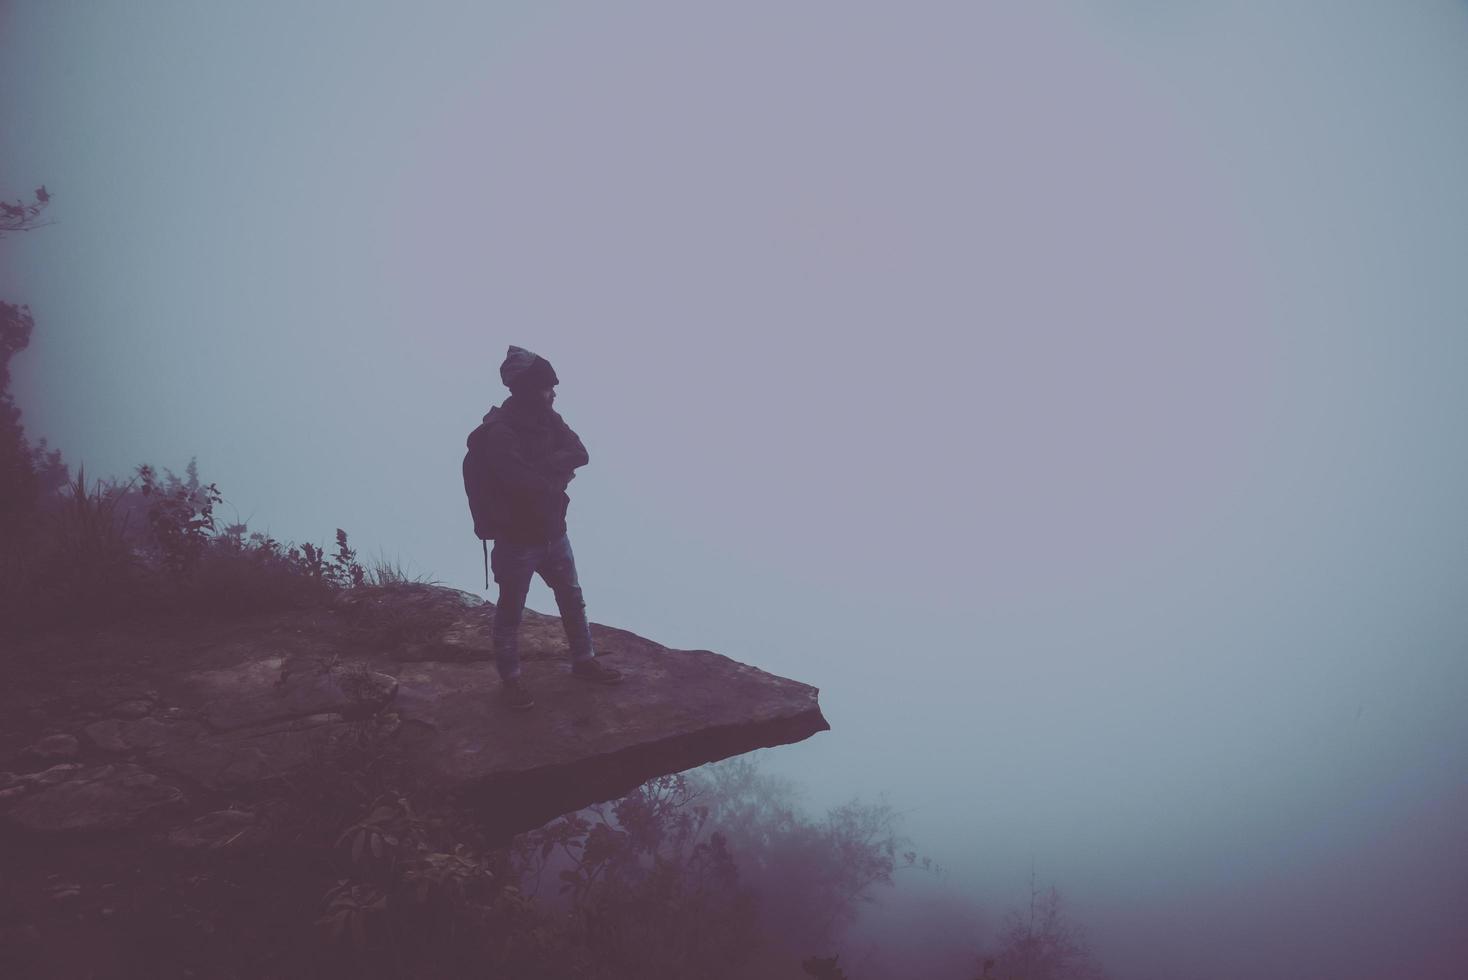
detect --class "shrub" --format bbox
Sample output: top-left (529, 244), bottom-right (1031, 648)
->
top-left (0, 455), bottom-right (381, 634)
top-left (0, 464), bottom-right (143, 628)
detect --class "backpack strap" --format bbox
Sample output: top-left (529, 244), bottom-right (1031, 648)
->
top-left (483, 538), bottom-right (489, 590)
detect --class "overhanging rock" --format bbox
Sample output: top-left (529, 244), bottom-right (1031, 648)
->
top-left (391, 619), bottom-right (830, 839)
top-left (0, 585), bottom-right (829, 842)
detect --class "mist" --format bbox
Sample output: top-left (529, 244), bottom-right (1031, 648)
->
top-left (4, 1), bottom-right (1467, 976)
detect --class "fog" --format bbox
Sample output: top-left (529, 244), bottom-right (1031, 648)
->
top-left (4, 1), bottom-right (1467, 976)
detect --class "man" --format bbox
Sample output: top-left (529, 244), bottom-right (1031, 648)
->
top-left (467, 345), bottom-right (623, 709)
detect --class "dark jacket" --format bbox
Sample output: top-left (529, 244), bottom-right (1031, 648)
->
top-left (465, 394), bottom-right (589, 544)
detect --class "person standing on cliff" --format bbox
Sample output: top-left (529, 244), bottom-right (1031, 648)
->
top-left (464, 345), bottom-right (623, 709)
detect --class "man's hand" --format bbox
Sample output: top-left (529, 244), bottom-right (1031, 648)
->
top-left (537, 459), bottom-right (576, 491)
top-left (539, 449), bottom-right (583, 485)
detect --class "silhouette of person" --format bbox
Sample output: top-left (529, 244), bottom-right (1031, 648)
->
top-left (467, 345), bottom-right (623, 709)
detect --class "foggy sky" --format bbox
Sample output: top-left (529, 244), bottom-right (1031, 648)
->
top-left (3, 2), bottom-right (1466, 977)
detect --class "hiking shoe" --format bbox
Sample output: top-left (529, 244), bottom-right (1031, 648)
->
top-left (501, 679), bottom-right (535, 710)
top-left (571, 658), bottom-right (623, 684)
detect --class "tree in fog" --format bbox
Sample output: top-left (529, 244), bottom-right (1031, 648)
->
top-left (980, 874), bottom-right (1107, 980)
top-left (1, 186), bottom-right (67, 537)
top-left (692, 758), bottom-right (904, 956)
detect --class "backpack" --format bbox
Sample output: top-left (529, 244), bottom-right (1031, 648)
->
top-left (463, 420), bottom-right (501, 588)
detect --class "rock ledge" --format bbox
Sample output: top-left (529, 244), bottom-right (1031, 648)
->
top-left (0, 584), bottom-right (829, 841)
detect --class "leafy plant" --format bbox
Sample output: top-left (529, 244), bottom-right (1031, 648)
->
top-left (315, 878), bottom-right (388, 952)
top-left (401, 843), bottom-right (496, 916)
top-left (335, 801), bottom-right (407, 877)
top-left (137, 460), bottom-right (221, 576)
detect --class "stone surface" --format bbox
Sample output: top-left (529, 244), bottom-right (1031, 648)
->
top-left (21, 763), bottom-right (85, 787)
top-left (165, 808), bottom-right (257, 851)
top-left (179, 658), bottom-right (397, 731)
top-left (390, 618), bottom-right (830, 839)
top-left (24, 733), bottom-right (80, 760)
top-left (0, 583), bottom-right (829, 839)
top-left (84, 717), bottom-right (204, 754)
top-left (109, 699), bottom-right (154, 719)
top-left (144, 714), bottom-right (351, 789)
top-left (1, 763), bottom-right (187, 833)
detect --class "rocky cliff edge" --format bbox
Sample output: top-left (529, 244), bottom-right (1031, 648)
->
top-left (0, 584), bottom-right (829, 843)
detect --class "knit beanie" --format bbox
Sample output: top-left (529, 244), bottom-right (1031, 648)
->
top-left (499, 345), bottom-right (560, 393)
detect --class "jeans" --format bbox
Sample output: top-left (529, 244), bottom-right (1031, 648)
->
top-left (490, 532), bottom-right (596, 681)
